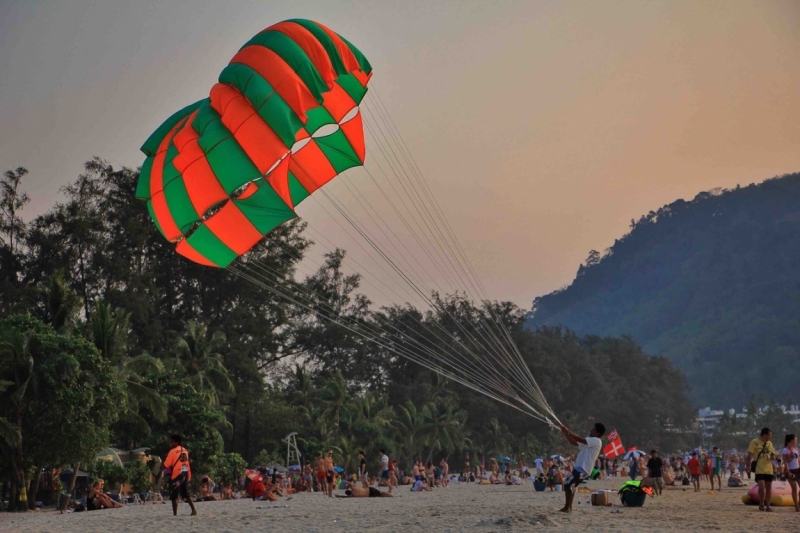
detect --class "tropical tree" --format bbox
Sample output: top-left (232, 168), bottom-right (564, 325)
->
top-left (420, 402), bottom-right (469, 462)
top-left (317, 370), bottom-right (356, 431)
top-left (170, 320), bottom-right (233, 405)
top-left (90, 301), bottom-right (167, 425)
top-left (479, 418), bottom-right (513, 458)
top-left (393, 401), bottom-right (426, 465)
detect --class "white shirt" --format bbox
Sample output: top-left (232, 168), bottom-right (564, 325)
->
top-left (575, 437), bottom-right (602, 475)
top-left (534, 458), bottom-right (543, 470)
top-left (784, 447), bottom-right (800, 470)
top-left (412, 480), bottom-right (425, 492)
top-left (381, 454), bottom-right (389, 471)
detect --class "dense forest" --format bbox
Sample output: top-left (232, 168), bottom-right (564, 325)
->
top-left (0, 160), bottom-right (697, 510)
top-left (527, 172), bottom-right (800, 407)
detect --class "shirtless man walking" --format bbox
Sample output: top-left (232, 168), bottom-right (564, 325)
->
top-left (325, 450), bottom-right (335, 497)
top-left (440, 458), bottom-right (450, 487)
top-left (315, 452), bottom-right (328, 495)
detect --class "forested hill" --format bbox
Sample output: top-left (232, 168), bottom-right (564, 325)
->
top-left (526, 172), bottom-right (800, 406)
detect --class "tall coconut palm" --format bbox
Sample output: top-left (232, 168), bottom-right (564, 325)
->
top-left (171, 319), bottom-right (233, 405)
top-left (393, 401), bottom-right (426, 465)
top-left (480, 417), bottom-right (513, 458)
top-left (317, 370), bottom-right (355, 431)
top-left (89, 301), bottom-right (167, 422)
top-left (420, 402), bottom-right (469, 463)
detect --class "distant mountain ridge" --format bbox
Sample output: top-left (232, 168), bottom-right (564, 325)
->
top-left (526, 172), bottom-right (800, 406)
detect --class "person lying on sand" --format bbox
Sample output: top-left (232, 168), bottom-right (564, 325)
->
top-left (335, 482), bottom-right (393, 497)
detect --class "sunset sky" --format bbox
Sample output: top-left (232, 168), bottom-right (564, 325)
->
top-left (1, 0), bottom-right (798, 309)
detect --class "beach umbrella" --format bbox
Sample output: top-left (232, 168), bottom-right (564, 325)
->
top-left (334, 466), bottom-right (345, 473)
top-left (550, 455), bottom-right (566, 462)
top-left (267, 463), bottom-right (287, 473)
top-left (623, 450), bottom-right (646, 460)
top-left (496, 456), bottom-right (512, 462)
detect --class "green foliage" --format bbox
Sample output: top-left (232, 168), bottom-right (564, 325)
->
top-left (86, 459), bottom-right (127, 492)
top-left (216, 452), bottom-right (247, 485)
top-left (124, 460), bottom-right (152, 493)
top-left (528, 173), bottom-right (800, 405)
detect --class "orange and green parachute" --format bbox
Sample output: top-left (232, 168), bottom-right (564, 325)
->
top-left (136, 19), bottom-right (372, 268)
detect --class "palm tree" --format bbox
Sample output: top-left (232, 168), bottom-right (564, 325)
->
top-left (393, 401), bottom-right (426, 465)
top-left (89, 302), bottom-right (167, 422)
top-left (420, 402), bottom-right (469, 463)
top-left (317, 370), bottom-right (355, 431)
top-left (480, 417), bottom-right (513, 458)
top-left (0, 329), bottom-right (34, 510)
top-left (171, 319), bottom-right (233, 405)
top-left (39, 271), bottom-right (81, 332)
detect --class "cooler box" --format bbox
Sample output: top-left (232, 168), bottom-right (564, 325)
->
top-left (591, 492), bottom-right (609, 506)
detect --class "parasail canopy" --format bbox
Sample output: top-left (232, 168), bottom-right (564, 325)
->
top-left (137, 19), bottom-right (372, 268)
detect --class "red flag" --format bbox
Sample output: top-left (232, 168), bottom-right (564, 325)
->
top-left (603, 429), bottom-right (624, 459)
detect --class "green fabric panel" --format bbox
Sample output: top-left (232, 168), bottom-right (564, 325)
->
top-left (191, 99), bottom-right (218, 135)
top-left (339, 34), bottom-right (372, 75)
top-left (288, 171), bottom-right (310, 206)
top-left (161, 142), bottom-right (181, 191)
top-left (185, 224), bottom-right (238, 268)
top-left (163, 178), bottom-right (199, 234)
top-left (287, 19), bottom-right (348, 76)
top-left (205, 137), bottom-right (262, 194)
top-left (193, 104), bottom-right (262, 194)
top-left (218, 63), bottom-right (303, 148)
top-left (336, 73), bottom-right (368, 104)
top-left (140, 99), bottom-right (204, 157)
top-left (240, 31), bottom-right (328, 104)
top-left (233, 183), bottom-right (296, 235)
top-left (146, 201), bottom-right (166, 239)
top-left (304, 106), bottom-right (337, 135)
top-left (316, 129), bottom-right (362, 174)
top-left (136, 157), bottom-right (154, 200)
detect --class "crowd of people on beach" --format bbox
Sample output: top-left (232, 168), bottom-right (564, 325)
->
top-left (71, 424), bottom-right (800, 516)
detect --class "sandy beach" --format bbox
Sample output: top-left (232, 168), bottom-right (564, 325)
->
top-left (2, 477), bottom-right (798, 533)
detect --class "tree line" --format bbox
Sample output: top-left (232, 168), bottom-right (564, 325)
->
top-left (1, 160), bottom-right (697, 511)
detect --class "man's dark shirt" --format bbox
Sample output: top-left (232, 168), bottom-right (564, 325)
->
top-left (647, 457), bottom-right (663, 477)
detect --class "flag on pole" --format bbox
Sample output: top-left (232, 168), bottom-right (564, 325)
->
top-left (603, 429), bottom-right (624, 459)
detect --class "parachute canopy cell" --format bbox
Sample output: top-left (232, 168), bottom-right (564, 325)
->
top-left (136, 19), bottom-right (372, 268)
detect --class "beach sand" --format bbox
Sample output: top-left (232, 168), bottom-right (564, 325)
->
top-left (1, 477), bottom-right (796, 533)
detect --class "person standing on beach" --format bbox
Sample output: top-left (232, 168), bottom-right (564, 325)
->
top-left (746, 427), bottom-right (775, 512)
top-left (781, 434), bottom-right (800, 512)
top-left (315, 452), bottom-right (328, 495)
top-left (534, 456), bottom-right (544, 477)
top-left (440, 458), bottom-right (450, 487)
top-left (162, 434), bottom-right (197, 516)
top-left (379, 449), bottom-right (390, 486)
top-left (687, 452), bottom-right (701, 492)
top-left (557, 422), bottom-right (605, 513)
top-left (357, 451), bottom-right (368, 488)
top-left (646, 450), bottom-right (663, 496)
top-left (710, 447), bottom-right (722, 491)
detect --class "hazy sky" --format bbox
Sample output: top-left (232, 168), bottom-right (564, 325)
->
top-left (1, 0), bottom-right (798, 309)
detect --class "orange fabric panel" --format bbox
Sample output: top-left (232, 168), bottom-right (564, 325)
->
top-left (230, 46), bottom-right (319, 120)
top-left (176, 238), bottom-right (218, 268)
top-left (268, 21), bottom-right (335, 90)
top-left (339, 111), bottom-right (366, 163)
top-left (315, 22), bottom-right (360, 73)
top-left (210, 83), bottom-right (289, 175)
top-left (172, 112), bottom-right (229, 216)
top-left (150, 117), bottom-right (188, 241)
top-left (289, 139), bottom-right (337, 193)
top-left (322, 83), bottom-right (356, 122)
top-left (203, 201), bottom-right (264, 256)
top-left (353, 70), bottom-right (372, 87)
top-left (236, 181), bottom-right (259, 200)
top-left (265, 156), bottom-right (294, 209)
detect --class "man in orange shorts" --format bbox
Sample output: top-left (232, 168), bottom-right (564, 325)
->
top-left (315, 452), bottom-right (328, 494)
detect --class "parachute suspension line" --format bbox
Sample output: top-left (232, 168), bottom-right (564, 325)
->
top-left (241, 259), bottom-right (527, 408)
top-left (228, 263), bottom-right (553, 423)
top-left (362, 86), bottom-right (559, 423)
top-left (256, 234), bottom-right (557, 424)
top-left (244, 236), bottom-right (555, 422)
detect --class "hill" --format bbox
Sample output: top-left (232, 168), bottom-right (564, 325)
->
top-left (526, 172), bottom-right (800, 406)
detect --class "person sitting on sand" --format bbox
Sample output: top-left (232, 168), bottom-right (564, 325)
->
top-left (200, 476), bottom-right (217, 501)
top-left (335, 482), bottom-right (393, 498)
top-left (221, 484), bottom-right (234, 500)
top-left (87, 479), bottom-right (122, 510)
top-left (558, 422), bottom-right (605, 513)
top-left (412, 477), bottom-right (432, 492)
top-left (505, 470), bottom-right (513, 485)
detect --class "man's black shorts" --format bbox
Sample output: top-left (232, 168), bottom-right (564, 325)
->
top-left (755, 474), bottom-right (774, 483)
top-left (170, 472), bottom-right (190, 501)
top-left (565, 469), bottom-right (584, 493)
top-left (368, 487), bottom-right (381, 497)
